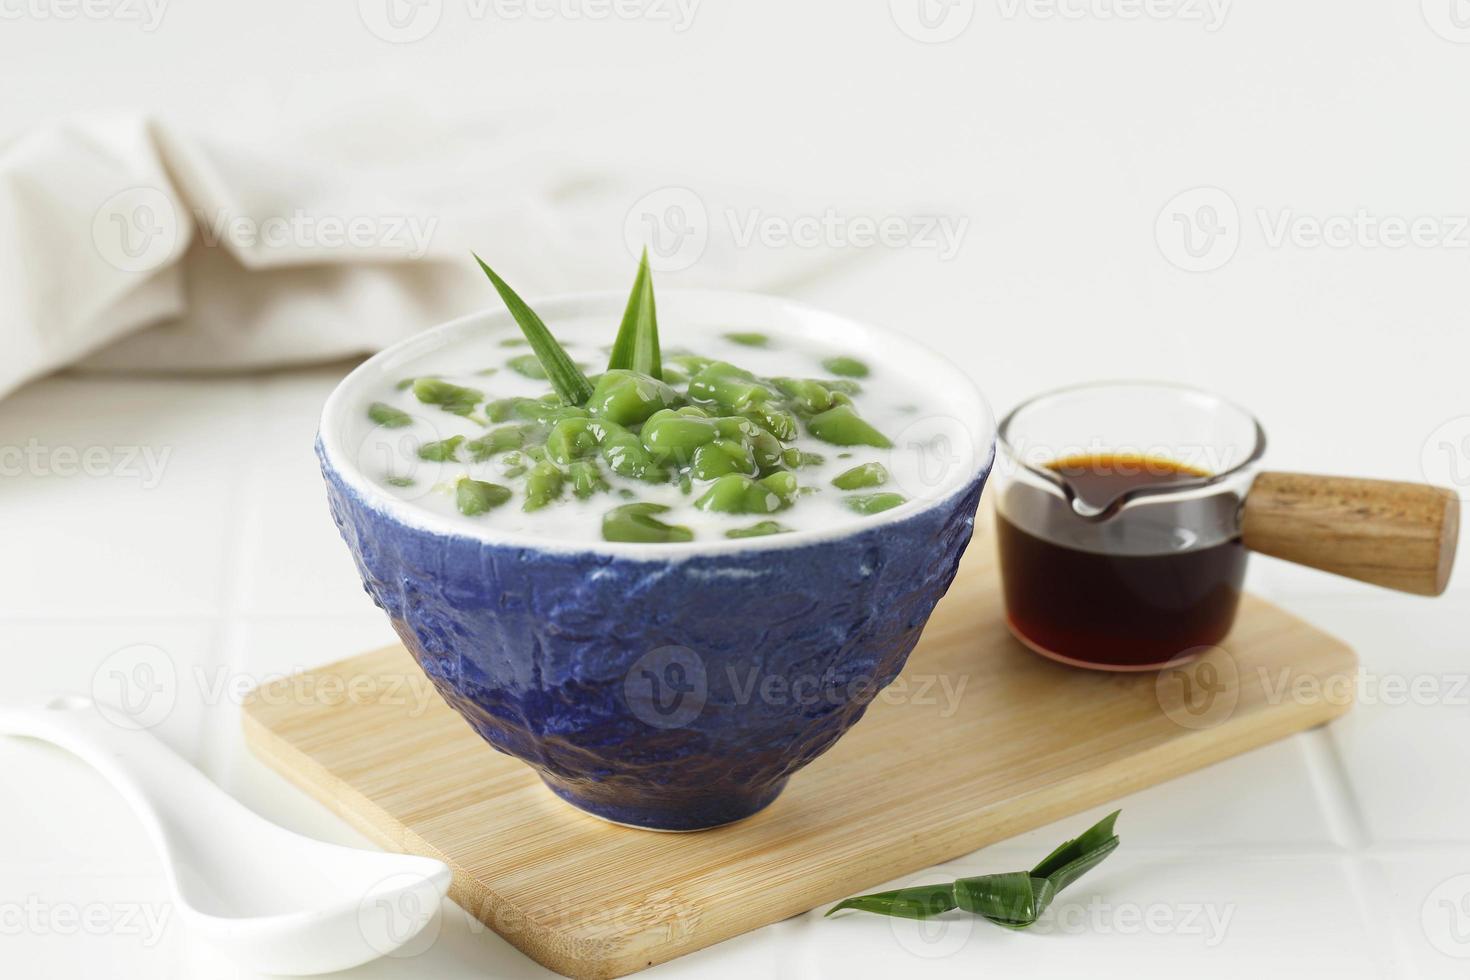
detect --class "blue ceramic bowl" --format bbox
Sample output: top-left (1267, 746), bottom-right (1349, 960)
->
top-left (318, 291), bottom-right (994, 831)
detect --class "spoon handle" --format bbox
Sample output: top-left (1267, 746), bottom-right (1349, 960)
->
top-left (1, 695), bottom-right (456, 976)
top-left (1241, 472), bottom-right (1460, 596)
top-left (0, 697), bottom-right (235, 856)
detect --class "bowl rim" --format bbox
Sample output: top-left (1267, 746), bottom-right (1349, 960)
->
top-left (318, 288), bottom-right (995, 561)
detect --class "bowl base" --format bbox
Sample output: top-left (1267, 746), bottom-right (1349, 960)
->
top-left (539, 775), bottom-right (788, 832)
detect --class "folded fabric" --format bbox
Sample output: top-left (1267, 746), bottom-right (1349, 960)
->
top-left (0, 112), bottom-right (877, 401)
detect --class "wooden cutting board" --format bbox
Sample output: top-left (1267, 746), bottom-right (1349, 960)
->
top-left (242, 526), bottom-right (1356, 979)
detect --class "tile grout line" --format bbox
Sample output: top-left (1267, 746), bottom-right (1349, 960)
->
top-left (1304, 726), bottom-right (1417, 978)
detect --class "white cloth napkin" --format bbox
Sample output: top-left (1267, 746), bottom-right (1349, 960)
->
top-left (0, 113), bottom-right (876, 401)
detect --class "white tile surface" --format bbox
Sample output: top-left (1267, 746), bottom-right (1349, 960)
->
top-left (3, 321), bottom-right (1466, 978)
top-left (0, 619), bottom-right (222, 765)
top-left (3, 3), bottom-right (1469, 970)
top-left (1367, 851), bottom-right (1470, 980)
top-left (1286, 596), bottom-right (1470, 846)
top-left (0, 745), bottom-right (164, 876)
top-left (0, 869), bottom-right (193, 979)
top-left (0, 378), bottom-right (257, 617)
top-left (208, 615), bottom-right (400, 833)
top-left (233, 372), bottom-right (383, 618)
top-left (3, 365), bottom-right (1461, 979)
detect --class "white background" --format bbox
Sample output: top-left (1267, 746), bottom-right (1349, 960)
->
top-left (3, 1), bottom-right (1470, 977)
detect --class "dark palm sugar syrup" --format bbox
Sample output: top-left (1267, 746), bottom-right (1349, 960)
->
top-left (997, 453), bottom-right (1247, 670)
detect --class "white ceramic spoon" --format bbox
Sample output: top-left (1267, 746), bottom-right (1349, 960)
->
top-left (0, 695), bottom-right (453, 975)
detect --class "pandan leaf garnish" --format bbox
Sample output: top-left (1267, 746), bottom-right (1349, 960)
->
top-left (606, 247), bottom-right (662, 379)
top-left (473, 253), bottom-right (595, 406)
top-left (826, 811), bottom-right (1121, 929)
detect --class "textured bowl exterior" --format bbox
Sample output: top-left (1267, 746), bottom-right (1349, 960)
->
top-left (320, 441), bottom-right (991, 830)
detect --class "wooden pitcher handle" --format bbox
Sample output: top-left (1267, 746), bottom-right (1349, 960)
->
top-left (1241, 472), bottom-right (1460, 596)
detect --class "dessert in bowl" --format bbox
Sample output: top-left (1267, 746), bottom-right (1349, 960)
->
top-left (317, 267), bottom-right (994, 830)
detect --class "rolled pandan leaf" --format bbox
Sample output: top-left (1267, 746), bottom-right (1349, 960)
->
top-left (824, 884), bottom-right (957, 920)
top-left (825, 812), bottom-right (1122, 928)
top-left (1029, 810), bottom-right (1122, 892)
top-left (953, 873), bottom-right (1057, 929)
top-left (1040, 838), bottom-right (1121, 896)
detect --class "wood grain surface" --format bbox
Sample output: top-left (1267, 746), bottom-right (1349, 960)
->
top-left (243, 529), bottom-right (1357, 979)
top-left (1242, 471), bottom-right (1459, 596)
